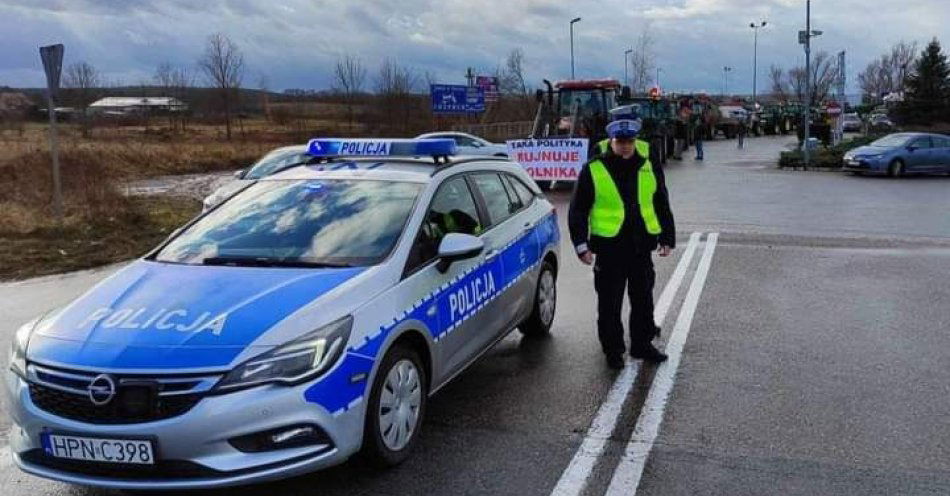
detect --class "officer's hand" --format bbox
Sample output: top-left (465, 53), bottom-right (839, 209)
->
top-left (579, 251), bottom-right (594, 265)
top-left (657, 245), bottom-right (673, 257)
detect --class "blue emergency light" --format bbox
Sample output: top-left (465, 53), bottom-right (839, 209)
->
top-left (307, 138), bottom-right (457, 158)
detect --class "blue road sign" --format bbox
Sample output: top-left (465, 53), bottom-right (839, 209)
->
top-left (430, 84), bottom-right (485, 114)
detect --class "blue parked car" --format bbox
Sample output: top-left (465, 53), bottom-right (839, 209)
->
top-left (843, 132), bottom-right (950, 176)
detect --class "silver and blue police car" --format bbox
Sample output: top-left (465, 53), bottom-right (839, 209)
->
top-left (5, 138), bottom-right (560, 489)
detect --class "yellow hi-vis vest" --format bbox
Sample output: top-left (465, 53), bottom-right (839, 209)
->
top-left (588, 139), bottom-right (662, 237)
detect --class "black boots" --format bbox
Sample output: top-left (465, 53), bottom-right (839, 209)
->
top-left (605, 354), bottom-right (625, 370)
top-left (630, 343), bottom-right (668, 363)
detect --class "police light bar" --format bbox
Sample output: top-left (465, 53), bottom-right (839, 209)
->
top-left (307, 138), bottom-right (457, 158)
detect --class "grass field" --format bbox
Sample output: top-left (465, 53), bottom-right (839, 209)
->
top-left (0, 119), bottom-right (301, 279)
top-left (0, 195), bottom-right (200, 280)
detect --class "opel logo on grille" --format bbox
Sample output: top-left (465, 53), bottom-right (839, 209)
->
top-left (87, 374), bottom-right (116, 406)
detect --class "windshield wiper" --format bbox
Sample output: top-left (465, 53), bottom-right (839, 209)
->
top-left (201, 256), bottom-right (354, 268)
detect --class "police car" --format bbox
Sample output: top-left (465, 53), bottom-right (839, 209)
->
top-left (5, 138), bottom-right (560, 489)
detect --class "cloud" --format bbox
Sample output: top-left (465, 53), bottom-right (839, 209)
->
top-left (1, 0), bottom-right (948, 96)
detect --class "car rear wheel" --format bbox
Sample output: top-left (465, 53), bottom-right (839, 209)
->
top-left (520, 260), bottom-right (557, 337)
top-left (362, 345), bottom-right (427, 467)
top-left (888, 159), bottom-right (905, 178)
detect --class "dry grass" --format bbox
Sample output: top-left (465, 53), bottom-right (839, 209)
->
top-left (0, 195), bottom-right (200, 280)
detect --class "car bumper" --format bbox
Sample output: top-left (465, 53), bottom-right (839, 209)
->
top-left (842, 158), bottom-right (885, 173)
top-left (5, 369), bottom-right (364, 489)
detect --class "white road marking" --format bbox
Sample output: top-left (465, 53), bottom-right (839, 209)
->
top-left (605, 233), bottom-right (719, 496)
top-left (550, 232), bottom-right (703, 496)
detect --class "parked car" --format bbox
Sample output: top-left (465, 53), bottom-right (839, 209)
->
top-left (203, 144), bottom-right (311, 210)
top-left (869, 113), bottom-right (895, 132)
top-left (842, 132), bottom-right (950, 176)
top-left (414, 131), bottom-right (508, 157)
top-left (5, 138), bottom-right (560, 489)
top-left (841, 113), bottom-right (862, 133)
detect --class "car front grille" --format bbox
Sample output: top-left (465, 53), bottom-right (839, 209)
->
top-left (26, 364), bottom-right (220, 424)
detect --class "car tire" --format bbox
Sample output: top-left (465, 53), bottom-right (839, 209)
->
top-left (362, 344), bottom-right (427, 467)
top-left (519, 260), bottom-right (557, 337)
top-left (888, 159), bottom-right (905, 178)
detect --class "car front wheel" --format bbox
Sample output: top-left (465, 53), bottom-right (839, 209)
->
top-left (362, 345), bottom-right (427, 467)
top-left (519, 260), bottom-right (557, 337)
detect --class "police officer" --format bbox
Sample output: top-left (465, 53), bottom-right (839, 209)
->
top-left (569, 107), bottom-right (676, 369)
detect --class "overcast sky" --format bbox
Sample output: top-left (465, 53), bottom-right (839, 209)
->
top-left (2, 0), bottom-right (949, 95)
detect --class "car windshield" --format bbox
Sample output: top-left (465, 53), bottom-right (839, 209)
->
top-left (870, 134), bottom-right (911, 147)
top-left (560, 90), bottom-right (607, 118)
top-left (245, 149), bottom-right (312, 179)
top-left (155, 179), bottom-right (423, 267)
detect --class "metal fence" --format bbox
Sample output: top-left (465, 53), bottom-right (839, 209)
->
top-left (450, 121), bottom-right (534, 142)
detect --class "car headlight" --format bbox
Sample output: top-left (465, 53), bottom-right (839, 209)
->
top-left (215, 316), bottom-right (352, 391)
top-left (10, 318), bottom-right (38, 378)
top-left (860, 154), bottom-right (884, 160)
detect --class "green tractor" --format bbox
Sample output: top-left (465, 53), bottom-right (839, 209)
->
top-left (758, 103), bottom-right (795, 135)
top-left (617, 94), bottom-right (676, 164)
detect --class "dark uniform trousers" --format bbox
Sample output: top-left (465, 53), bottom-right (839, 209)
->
top-left (593, 249), bottom-right (656, 356)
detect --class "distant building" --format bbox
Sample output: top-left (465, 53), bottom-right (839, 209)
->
top-left (89, 96), bottom-right (188, 115)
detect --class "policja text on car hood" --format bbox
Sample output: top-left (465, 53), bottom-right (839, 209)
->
top-left (27, 260), bottom-right (365, 370)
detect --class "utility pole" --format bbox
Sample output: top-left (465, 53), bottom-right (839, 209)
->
top-left (624, 48), bottom-right (633, 88)
top-left (722, 66), bottom-right (733, 97)
top-left (570, 17), bottom-right (581, 79)
top-left (799, 1), bottom-right (822, 169)
top-left (804, 1), bottom-right (811, 169)
top-left (656, 67), bottom-right (662, 89)
top-left (750, 21), bottom-right (767, 109)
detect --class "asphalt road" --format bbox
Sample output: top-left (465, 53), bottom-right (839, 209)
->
top-left (2, 135), bottom-right (949, 495)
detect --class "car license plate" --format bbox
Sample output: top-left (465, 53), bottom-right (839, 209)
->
top-left (846, 159), bottom-right (860, 166)
top-left (41, 433), bottom-right (155, 465)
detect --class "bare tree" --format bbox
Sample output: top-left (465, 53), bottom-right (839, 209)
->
top-left (629, 27), bottom-right (656, 94)
top-left (154, 62), bottom-right (176, 129)
top-left (63, 61), bottom-right (101, 137)
top-left (769, 64), bottom-right (789, 101)
top-left (198, 33), bottom-right (245, 140)
top-left (809, 51), bottom-right (839, 103)
top-left (155, 62), bottom-right (193, 131)
top-left (769, 52), bottom-right (839, 104)
top-left (858, 40), bottom-right (917, 102)
top-left (375, 58), bottom-right (419, 133)
top-left (333, 54), bottom-right (367, 132)
top-left (501, 48), bottom-right (528, 96)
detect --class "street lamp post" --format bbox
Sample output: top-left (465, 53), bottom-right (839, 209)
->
top-left (750, 21), bottom-right (767, 109)
top-left (722, 66), bottom-right (733, 97)
top-left (570, 17), bottom-right (582, 79)
top-left (656, 67), bottom-right (662, 89)
top-left (800, 1), bottom-right (822, 169)
top-left (624, 48), bottom-right (633, 88)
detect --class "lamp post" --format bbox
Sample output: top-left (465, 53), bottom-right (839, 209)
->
top-left (750, 20), bottom-right (767, 109)
top-left (722, 66), bottom-right (733, 97)
top-left (570, 17), bottom-right (582, 79)
top-left (656, 67), bottom-right (662, 89)
top-left (624, 48), bottom-right (633, 88)
top-left (799, 0), bottom-right (822, 169)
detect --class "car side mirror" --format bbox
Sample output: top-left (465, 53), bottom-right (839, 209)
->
top-left (234, 169), bottom-right (246, 179)
top-left (436, 233), bottom-right (484, 273)
top-left (906, 145), bottom-right (917, 152)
